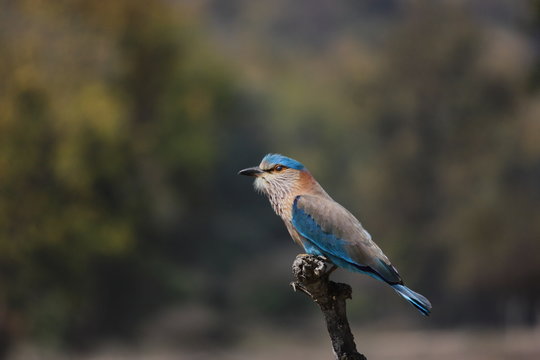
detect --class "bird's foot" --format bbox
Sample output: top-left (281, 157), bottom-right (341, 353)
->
top-left (293, 254), bottom-right (336, 280)
top-left (314, 255), bottom-right (338, 277)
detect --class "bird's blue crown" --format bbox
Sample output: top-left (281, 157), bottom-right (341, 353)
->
top-left (262, 153), bottom-right (305, 170)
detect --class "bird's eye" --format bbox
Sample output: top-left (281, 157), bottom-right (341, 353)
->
top-left (275, 165), bottom-right (283, 172)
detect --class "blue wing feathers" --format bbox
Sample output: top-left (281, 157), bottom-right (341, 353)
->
top-left (375, 259), bottom-right (402, 284)
top-left (292, 196), bottom-right (390, 282)
top-left (291, 195), bottom-right (431, 316)
top-left (292, 197), bottom-right (359, 264)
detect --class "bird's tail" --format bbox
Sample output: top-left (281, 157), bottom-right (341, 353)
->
top-left (392, 284), bottom-right (432, 316)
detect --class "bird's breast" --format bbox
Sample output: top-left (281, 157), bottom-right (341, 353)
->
top-left (284, 217), bottom-right (308, 248)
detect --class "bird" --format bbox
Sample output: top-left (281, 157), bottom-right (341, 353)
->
top-left (238, 153), bottom-right (432, 316)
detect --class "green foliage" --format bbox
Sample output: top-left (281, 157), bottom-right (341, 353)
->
top-left (0, 0), bottom-right (243, 349)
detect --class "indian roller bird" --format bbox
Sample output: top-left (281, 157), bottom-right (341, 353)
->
top-left (238, 153), bottom-right (432, 316)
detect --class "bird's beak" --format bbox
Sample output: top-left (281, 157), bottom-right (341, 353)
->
top-left (238, 166), bottom-right (263, 177)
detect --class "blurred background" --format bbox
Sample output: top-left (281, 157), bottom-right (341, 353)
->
top-left (1, 0), bottom-right (540, 359)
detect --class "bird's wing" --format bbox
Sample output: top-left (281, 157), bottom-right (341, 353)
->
top-left (292, 194), bottom-right (402, 284)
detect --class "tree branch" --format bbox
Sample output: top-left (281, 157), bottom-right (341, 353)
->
top-left (291, 254), bottom-right (367, 360)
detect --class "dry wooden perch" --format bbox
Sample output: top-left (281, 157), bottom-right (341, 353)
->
top-left (291, 254), bottom-right (367, 360)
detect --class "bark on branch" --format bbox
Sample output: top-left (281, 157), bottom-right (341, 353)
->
top-left (291, 254), bottom-right (367, 360)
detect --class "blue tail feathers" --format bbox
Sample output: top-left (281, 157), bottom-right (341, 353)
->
top-left (392, 284), bottom-right (432, 316)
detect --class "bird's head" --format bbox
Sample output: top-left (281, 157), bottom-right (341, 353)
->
top-left (238, 153), bottom-right (306, 197)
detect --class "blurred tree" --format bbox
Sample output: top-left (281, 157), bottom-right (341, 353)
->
top-left (0, 0), bottom-right (249, 353)
top-left (353, 1), bottom-right (540, 325)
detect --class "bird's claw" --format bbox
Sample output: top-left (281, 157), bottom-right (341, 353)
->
top-left (295, 254), bottom-right (337, 279)
top-left (314, 256), bottom-right (337, 277)
top-left (313, 259), bottom-right (327, 277)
